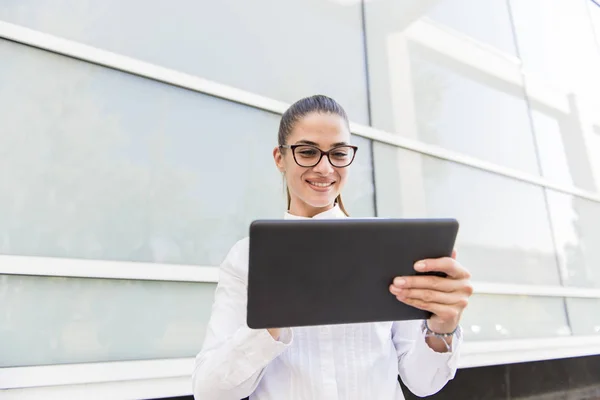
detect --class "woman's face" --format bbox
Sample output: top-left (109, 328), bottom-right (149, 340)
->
top-left (274, 112), bottom-right (353, 217)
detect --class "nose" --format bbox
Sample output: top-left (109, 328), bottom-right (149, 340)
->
top-left (312, 153), bottom-right (334, 175)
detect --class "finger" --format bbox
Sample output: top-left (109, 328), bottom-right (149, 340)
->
top-left (414, 258), bottom-right (470, 280)
top-left (451, 249), bottom-right (457, 260)
top-left (395, 297), bottom-right (461, 321)
top-left (392, 276), bottom-right (466, 292)
top-left (393, 288), bottom-right (465, 305)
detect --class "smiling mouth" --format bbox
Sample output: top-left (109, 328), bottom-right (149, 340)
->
top-left (307, 180), bottom-right (335, 188)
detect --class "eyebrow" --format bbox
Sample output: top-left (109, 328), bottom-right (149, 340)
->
top-left (294, 140), bottom-right (349, 148)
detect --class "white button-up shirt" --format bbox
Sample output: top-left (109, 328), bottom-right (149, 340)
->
top-left (193, 206), bottom-right (461, 400)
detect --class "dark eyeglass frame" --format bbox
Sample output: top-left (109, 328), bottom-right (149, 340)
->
top-left (279, 144), bottom-right (358, 168)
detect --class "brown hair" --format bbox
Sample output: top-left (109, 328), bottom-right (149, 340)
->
top-left (278, 95), bottom-right (350, 216)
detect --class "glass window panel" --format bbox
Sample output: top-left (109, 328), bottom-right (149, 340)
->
top-left (511, 0), bottom-right (600, 193)
top-left (0, 0), bottom-right (369, 123)
top-left (510, 0), bottom-right (600, 99)
top-left (363, 0), bottom-right (517, 55)
top-left (426, 0), bottom-right (518, 55)
top-left (0, 274), bottom-right (215, 367)
top-left (364, 2), bottom-right (540, 174)
top-left (511, 0), bottom-right (600, 191)
top-left (461, 294), bottom-right (571, 341)
top-left (531, 109), bottom-right (574, 189)
top-left (373, 144), bottom-right (561, 285)
top-left (566, 298), bottom-right (600, 336)
top-left (546, 190), bottom-right (600, 288)
top-left (590, 1), bottom-right (600, 47)
top-left (590, 123), bottom-right (600, 192)
top-left (528, 102), bottom-right (599, 193)
top-left (0, 40), bottom-right (375, 265)
top-left (406, 46), bottom-right (539, 173)
top-left (342, 137), bottom-right (376, 218)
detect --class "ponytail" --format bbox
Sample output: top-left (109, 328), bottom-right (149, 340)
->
top-left (285, 187), bottom-right (349, 217)
top-left (335, 194), bottom-right (350, 217)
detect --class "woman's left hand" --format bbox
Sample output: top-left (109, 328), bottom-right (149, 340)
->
top-left (389, 250), bottom-right (473, 333)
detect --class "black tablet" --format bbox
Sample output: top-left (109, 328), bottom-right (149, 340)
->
top-left (247, 218), bottom-right (459, 329)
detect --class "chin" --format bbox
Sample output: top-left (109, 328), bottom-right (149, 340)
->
top-left (303, 196), bottom-right (337, 209)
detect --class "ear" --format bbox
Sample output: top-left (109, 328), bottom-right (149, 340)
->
top-left (273, 146), bottom-right (285, 173)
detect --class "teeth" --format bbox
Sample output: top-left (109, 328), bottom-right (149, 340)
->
top-left (309, 181), bottom-right (332, 187)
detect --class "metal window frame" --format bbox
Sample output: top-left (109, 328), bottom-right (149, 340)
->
top-left (0, 254), bottom-right (219, 282)
top-left (3, 255), bottom-right (600, 300)
top-left (0, 377), bottom-right (191, 400)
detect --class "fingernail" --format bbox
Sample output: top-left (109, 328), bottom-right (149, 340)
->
top-left (414, 261), bottom-right (426, 271)
top-left (394, 278), bottom-right (406, 287)
top-left (390, 285), bottom-right (403, 293)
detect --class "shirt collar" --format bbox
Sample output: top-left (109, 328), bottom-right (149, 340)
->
top-left (284, 204), bottom-right (346, 220)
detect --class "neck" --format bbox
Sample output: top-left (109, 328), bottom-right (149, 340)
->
top-left (288, 200), bottom-right (335, 218)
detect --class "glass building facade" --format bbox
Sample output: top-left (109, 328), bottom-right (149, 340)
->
top-left (1, 0), bottom-right (600, 397)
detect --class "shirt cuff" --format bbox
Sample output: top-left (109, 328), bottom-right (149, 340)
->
top-left (277, 327), bottom-right (293, 345)
top-left (414, 324), bottom-right (463, 378)
top-left (223, 326), bottom-right (293, 386)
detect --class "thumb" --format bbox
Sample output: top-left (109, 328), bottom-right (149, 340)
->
top-left (451, 249), bottom-right (458, 260)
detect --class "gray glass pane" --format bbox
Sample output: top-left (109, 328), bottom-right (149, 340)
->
top-left (0, 40), bottom-right (375, 265)
top-left (529, 100), bottom-right (600, 193)
top-left (546, 191), bottom-right (600, 288)
top-left (0, 0), bottom-right (368, 124)
top-left (510, 0), bottom-right (600, 96)
top-left (527, 96), bottom-right (600, 196)
top-left (374, 144), bottom-right (561, 285)
top-left (343, 137), bottom-right (376, 218)
top-left (461, 294), bottom-right (570, 341)
top-left (363, 0), bottom-right (517, 55)
top-left (407, 47), bottom-right (539, 173)
top-left (426, 0), bottom-right (517, 54)
top-left (591, 123), bottom-right (600, 192)
top-left (590, 1), bottom-right (600, 47)
top-left (364, 2), bottom-right (539, 174)
top-left (511, 0), bottom-right (600, 193)
top-left (566, 298), bottom-right (600, 336)
top-left (0, 274), bottom-right (215, 367)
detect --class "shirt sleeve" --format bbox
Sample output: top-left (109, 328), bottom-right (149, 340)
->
top-left (392, 320), bottom-right (462, 397)
top-left (192, 240), bottom-right (293, 400)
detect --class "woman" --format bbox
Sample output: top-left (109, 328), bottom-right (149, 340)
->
top-left (193, 95), bottom-right (473, 399)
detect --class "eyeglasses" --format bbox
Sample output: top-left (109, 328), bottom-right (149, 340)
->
top-left (280, 144), bottom-right (358, 168)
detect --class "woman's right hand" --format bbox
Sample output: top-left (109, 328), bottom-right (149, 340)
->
top-left (267, 328), bottom-right (282, 340)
